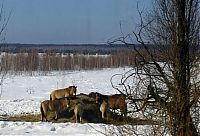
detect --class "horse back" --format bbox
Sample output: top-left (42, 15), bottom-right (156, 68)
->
top-left (48, 99), bottom-right (62, 111)
top-left (88, 92), bottom-right (97, 99)
top-left (97, 93), bottom-right (109, 103)
top-left (108, 94), bottom-right (126, 108)
top-left (51, 88), bottom-right (66, 100)
top-left (41, 100), bottom-right (50, 109)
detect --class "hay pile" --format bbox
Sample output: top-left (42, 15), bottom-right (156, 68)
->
top-left (58, 93), bottom-right (102, 123)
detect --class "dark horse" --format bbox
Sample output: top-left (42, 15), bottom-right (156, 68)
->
top-left (40, 97), bottom-right (70, 121)
top-left (95, 92), bottom-right (127, 117)
top-left (50, 86), bottom-right (77, 100)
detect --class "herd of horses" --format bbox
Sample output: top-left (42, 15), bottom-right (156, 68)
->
top-left (40, 85), bottom-right (127, 123)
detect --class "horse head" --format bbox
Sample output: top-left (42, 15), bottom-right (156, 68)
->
top-left (68, 85), bottom-right (77, 96)
top-left (72, 85), bottom-right (77, 96)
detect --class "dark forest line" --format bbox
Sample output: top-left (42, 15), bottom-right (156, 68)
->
top-left (0, 43), bottom-right (139, 55)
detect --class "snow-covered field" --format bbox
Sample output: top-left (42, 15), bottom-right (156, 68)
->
top-left (0, 67), bottom-right (149, 135)
top-left (0, 68), bottom-right (125, 116)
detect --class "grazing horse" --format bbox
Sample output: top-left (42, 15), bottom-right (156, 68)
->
top-left (96, 93), bottom-right (127, 117)
top-left (40, 97), bottom-right (70, 121)
top-left (100, 100), bottom-right (109, 119)
top-left (74, 101), bottom-right (84, 123)
top-left (50, 86), bottom-right (77, 100)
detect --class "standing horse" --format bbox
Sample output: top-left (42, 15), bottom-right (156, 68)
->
top-left (74, 101), bottom-right (85, 123)
top-left (40, 97), bottom-right (70, 121)
top-left (50, 86), bottom-right (77, 100)
top-left (96, 93), bottom-right (127, 117)
top-left (100, 100), bottom-right (109, 119)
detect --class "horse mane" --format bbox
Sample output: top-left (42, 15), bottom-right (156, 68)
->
top-left (68, 85), bottom-right (76, 88)
top-left (96, 92), bottom-right (109, 101)
top-left (53, 97), bottom-right (69, 101)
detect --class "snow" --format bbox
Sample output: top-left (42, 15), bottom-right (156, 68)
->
top-left (0, 68), bottom-right (126, 116)
top-left (0, 121), bottom-right (118, 135)
top-left (0, 67), bottom-right (147, 135)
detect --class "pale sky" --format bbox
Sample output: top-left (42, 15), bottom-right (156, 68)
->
top-left (3, 0), bottom-right (151, 44)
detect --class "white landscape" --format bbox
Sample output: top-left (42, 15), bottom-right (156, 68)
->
top-left (0, 67), bottom-right (150, 135)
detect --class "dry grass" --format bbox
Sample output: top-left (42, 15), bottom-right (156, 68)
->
top-left (5, 112), bottom-right (158, 126)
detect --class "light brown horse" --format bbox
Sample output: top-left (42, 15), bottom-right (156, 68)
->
top-left (96, 93), bottom-right (127, 117)
top-left (50, 86), bottom-right (77, 100)
top-left (74, 101), bottom-right (85, 123)
top-left (40, 97), bottom-right (70, 121)
top-left (74, 101), bottom-right (84, 123)
top-left (100, 100), bottom-right (109, 119)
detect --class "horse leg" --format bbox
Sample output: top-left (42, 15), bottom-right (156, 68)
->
top-left (44, 115), bottom-right (48, 122)
top-left (41, 115), bottom-right (44, 121)
top-left (124, 108), bottom-right (127, 118)
top-left (100, 106), bottom-right (104, 119)
top-left (102, 107), bottom-right (106, 119)
top-left (113, 109), bottom-right (115, 113)
top-left (55, 111), bottom-right (58, 120)
top-left (41, 115), bottom-right (47, 122)
top-left (123, 107), bottom-right (127, 118)
top-left (40, 104), bottom-right (44, 121)
top-left (101, 110), bottom-right (104, 119)
top-left (41, 104), bottom-right (48, 122)
top-left (41, 110), bottom-right (48, 122)
top-left (75, 113), bottom-right (78, 123)
top-left (40, 111), bottom-right (43, 121)
top-left (44, 108), bottom-right (48, 122)
top-left (79, 115), bottom-right (82, 123)
top-left (120, 107), bottom-right (127, 119)
top-left (79, 110), bottom-right (83, 123)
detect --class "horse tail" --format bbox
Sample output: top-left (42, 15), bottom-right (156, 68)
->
top-left (50, 94), bottom-right (52, 101)
top-left (40, 103), bottom-right (45, 121)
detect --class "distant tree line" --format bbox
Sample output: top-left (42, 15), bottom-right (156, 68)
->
top-left (0, 49), bottom-right (138, 74)
top-left (0, 43), bottom-right (137, 55)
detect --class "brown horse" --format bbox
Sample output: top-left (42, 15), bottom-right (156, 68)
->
top-left (50, 86), bottom-right (77, 100)
top-left (40, 97), bottom-right (70, 121)
top-left (96, 93), bottom-right (127, 117)
top-left (74, 101), bottom-right (85, 123)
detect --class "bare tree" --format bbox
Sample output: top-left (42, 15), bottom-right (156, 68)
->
top-left (110, 0), bottom-right (200, 135)
top-left (0, 1), bottom-right (11, 98)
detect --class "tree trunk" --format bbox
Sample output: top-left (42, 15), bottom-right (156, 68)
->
top-left (172, 108), bottom-right (198, 136)
top-left (172, 1), bottom-right (198, 135)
